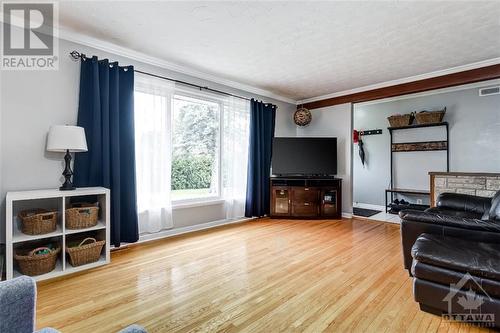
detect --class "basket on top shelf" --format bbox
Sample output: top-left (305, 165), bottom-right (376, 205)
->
top-left (66, 202), bottom-right (99, 229)
top-left (15, 244), bottom-right (60, 276)
top-left (415, 108), bottom-right (446, 125)
top-left (18, 209), bottom-right (58, 235)
top-left (387, 113), bottom-right (414, 127)
top-left (66, 237), bottom-right (105, 267)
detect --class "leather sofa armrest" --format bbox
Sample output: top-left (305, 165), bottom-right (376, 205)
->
top-left (399, 209), bottom-right (500, 232)
top-left (435, 192), bottom-right (491, 216)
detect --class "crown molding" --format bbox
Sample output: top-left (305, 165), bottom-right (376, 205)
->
top-left (297, 57), bottom-right (500, 105)
top-left (57, 28), bottom-right (297, 105)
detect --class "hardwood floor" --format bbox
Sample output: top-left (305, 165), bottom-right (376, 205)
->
top-left (37, 218), bottom-right (492, 332)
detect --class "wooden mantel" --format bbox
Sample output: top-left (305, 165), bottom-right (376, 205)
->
top-left (429, 171), bottom-right (500, 177)
top-left (429, 172), bottom-right (500, 206)
top-left (302, 64), bottom-right (500, 110)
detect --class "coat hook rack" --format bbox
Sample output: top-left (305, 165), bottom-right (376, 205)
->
top-left (359, 129), bottom-right (383, 136)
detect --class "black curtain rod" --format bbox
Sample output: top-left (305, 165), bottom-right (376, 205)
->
top-left (69, 50), bottom-right (277, 107)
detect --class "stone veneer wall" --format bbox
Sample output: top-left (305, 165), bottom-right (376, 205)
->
top-left (431, 172), bottom-right (500, 205)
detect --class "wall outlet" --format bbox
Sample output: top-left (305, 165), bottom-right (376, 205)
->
top-left (416, 199), bottom-right (423, 204)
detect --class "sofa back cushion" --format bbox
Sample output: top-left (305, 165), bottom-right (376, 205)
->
top-left (436, 192), bottom-right (491, 216)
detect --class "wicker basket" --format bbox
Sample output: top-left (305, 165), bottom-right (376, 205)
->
top-left (66, 238), bottom-right (105, 267)
top-left (15, 245), bottom-right (60, 276)
top-left (415, 108), bottom-right (446, 125)
top-left (18, 209), bottom-right (58, 235)
top-left (387, 114), bottom-right (414, 127)
top-left (66, 203), bottom-right (99, 229)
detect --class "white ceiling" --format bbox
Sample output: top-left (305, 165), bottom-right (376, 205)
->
top-left (58, 1), bottom-right (500, 102)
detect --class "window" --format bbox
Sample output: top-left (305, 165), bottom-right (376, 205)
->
top-left (171, 93), bottom-right (222, 201)
top-left (134, 75), bottom-right (250, 222)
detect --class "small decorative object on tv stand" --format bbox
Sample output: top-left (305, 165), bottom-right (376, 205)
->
top-left (46, 125), bottom-right (88, 191)
top-left (270, 177), bottom-right (342, 219)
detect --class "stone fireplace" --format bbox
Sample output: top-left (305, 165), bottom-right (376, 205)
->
top-left (429, 172), bottom-right (500, 206)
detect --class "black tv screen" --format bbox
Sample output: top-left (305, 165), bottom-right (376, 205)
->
top-left (272, 137), bottom-right (337, 176)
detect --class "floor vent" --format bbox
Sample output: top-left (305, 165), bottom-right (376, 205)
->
top-left (479, 86), bottom-right (500, 96)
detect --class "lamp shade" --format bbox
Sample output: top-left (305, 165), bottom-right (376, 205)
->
top-left (47, 125), bottom-right (88, 152)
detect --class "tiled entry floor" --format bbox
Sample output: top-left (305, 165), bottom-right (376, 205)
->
top-left (353, 203), bottom-right (401, 224)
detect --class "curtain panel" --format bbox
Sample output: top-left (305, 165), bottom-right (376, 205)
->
top-left (223, 96), bottom-right (251, 219)
top-left (245, 99), bottom-right (277, 217)
top-left (73, 56), bottom-right (138, 247)
top-left (134, 74), bottom-right (175, 233)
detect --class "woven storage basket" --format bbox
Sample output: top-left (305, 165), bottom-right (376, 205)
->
top-left (15, 245), bottom-right (60, 276)
top-left (415, 108), bottom-right (446, 125)
top-left (18, 209), bottom-right (58, 235)
top-left (387, 114), bottom-right (414, 127)
top-left (66, 238), bottom-right (105, 267)
top-left (66, 203), bottom-right (99, 229)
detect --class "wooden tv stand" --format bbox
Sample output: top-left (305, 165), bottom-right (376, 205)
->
top-left (270, 177), bottom-right (342, 219)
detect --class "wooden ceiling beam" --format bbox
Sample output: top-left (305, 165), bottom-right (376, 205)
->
top-left (302, 64), bottom-right (500, 110)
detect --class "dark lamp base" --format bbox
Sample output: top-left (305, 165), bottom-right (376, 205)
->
top-left (59, 184), bottom-right (76, 191)
top-left (59, 149), bottom-right (77, 191)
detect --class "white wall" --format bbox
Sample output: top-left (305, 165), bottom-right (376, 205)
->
top-left (353, 83), bottom-right (500, 206)
top-left (0, 38), bottom-right (297, 242)
top-left (296, 103), bottom-right (353, 215)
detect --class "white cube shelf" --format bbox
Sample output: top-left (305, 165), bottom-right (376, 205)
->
top-left (5, 187), bottom-right (110, 281)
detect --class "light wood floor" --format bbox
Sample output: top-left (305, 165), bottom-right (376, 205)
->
top-left (37, 218), bottom-right (492, 333)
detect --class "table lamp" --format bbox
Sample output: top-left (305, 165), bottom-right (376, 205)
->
top-left (47, 125), bottom-right (88, 190)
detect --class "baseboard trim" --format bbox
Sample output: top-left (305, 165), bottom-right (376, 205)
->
top-left (135, 217), bottom-right (255, 245)
top-left (342, 212), bottom-right (353, 218)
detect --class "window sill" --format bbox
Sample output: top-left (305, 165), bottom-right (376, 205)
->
top-left (172, 198), bottom-right (225, 210)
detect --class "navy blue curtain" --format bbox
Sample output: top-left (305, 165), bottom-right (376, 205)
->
top-left (74, 56), bottom-right (138, 247)
top-left (245, 99), bottom-right (277, 217)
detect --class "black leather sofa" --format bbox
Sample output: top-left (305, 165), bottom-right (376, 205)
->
top-left (400, 190), bottom-right (500, 327)
top-left (400, 191), bottom-right (500, 272)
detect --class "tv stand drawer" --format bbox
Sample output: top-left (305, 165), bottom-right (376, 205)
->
top-left (292, 202), bottom-right (318, 216)
top-left (292, 187), bottom-right (319, 202)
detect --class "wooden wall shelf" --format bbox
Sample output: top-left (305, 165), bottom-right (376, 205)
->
top-left (392, 140), bottom-right (448, 152)
top-left (388, 122), bottom-right (448, 131)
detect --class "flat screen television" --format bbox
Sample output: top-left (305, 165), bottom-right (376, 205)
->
top-left (271, 137), bottom-right (337, 176)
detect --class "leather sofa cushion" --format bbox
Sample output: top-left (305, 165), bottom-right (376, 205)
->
top-left (425, 207), bottom-right (483, 220)
top-left (436, 192), bottom-right (491, 215)
top-left (412, 261), bottom-right (500, 298)
top-left (411, 233), bottom-right (500, 281)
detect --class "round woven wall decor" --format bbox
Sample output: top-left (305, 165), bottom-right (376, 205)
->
top-left (294, 107), bottom-right (312, 126)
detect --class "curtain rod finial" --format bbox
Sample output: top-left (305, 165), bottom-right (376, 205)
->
top-left (69, 50), bottom-right (85, 61)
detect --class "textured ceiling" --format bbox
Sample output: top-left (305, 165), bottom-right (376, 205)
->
top-left (58, 1), bottom-right (500, 101)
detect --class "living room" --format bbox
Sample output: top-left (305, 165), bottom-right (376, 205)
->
top-left (1, 1), bottom-right (500, 332)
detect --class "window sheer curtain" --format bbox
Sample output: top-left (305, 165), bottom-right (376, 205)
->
top-left (223, 96), bottom-right (251, 219)
top-left (134, 74), bottom-right (175, 233)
